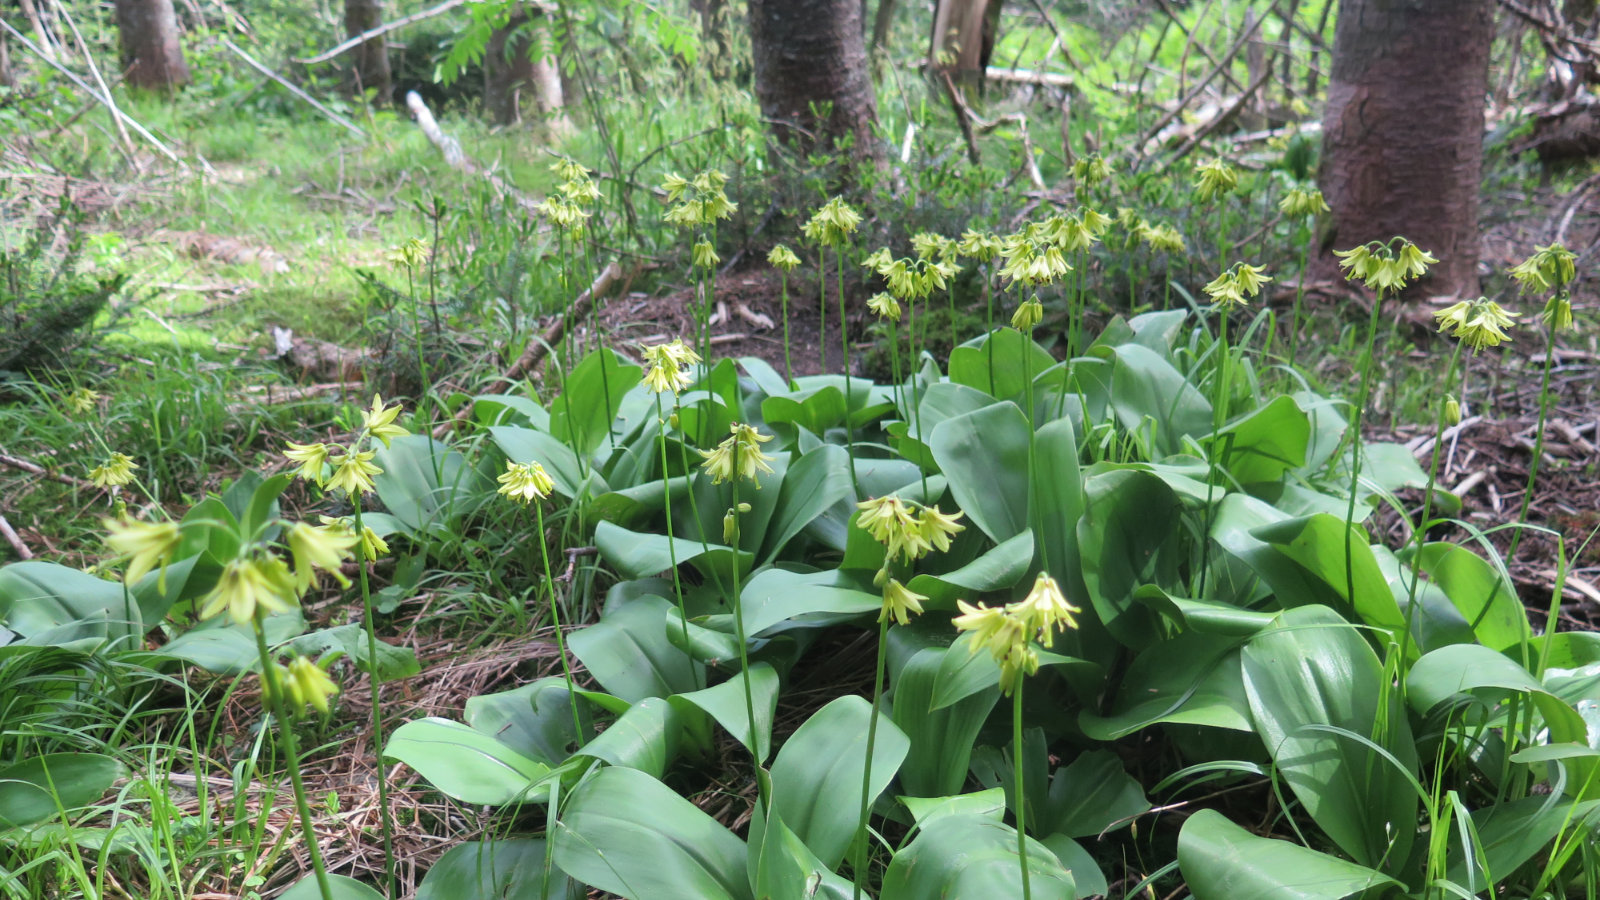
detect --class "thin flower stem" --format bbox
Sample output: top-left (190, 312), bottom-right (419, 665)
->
top-left (656, 394), bottom-right (699, 690)
top-left (586, 237), bottom-right (615, 455)
top-left (853, 615), bottom-right (890, 900)
top-left (1399, 342), bottom-right (1465, 670)
top-left (819, 252), bottom-right (829, 374)
top-left (780, 272), bottom-right (793, 386)
top-left (535, 502), bottom-right (585, 743)
top-left (1286, 232), bottom-right (1311, 366)
top-left (908, 298), bottom-right (928, 498)
top-left (839, 246), bottom-right (861, 497)
top-left (1506, 332), bottom-right (1558, 565)
top-left (350, 503), bottom-right (395, 897)
top-left (1343, 287), bottom-right (1388, 608)
top-left (727, 442), bottom-right (766, 807)
top-left (1013, 684), bottom-right (1032, 900)
top-left (1197, 311), bottom-right (1231, 599)
top-left (984, 264), bottom-right (997, 397)
top-left (252, 624), bottom-right (333, 900)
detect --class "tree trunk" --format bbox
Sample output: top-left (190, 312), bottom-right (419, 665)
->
top-left (483, 4), bottom-right (569, 134)
top-left (116, 0), bottom-right (190, 95)
top-left (929, 0), bottom-right (1000, 92)
top-left (1315, 0), bottom-right (1493, 298)
top-left (748, 0), bottom-right (880, 162)
top-left (342, 0), bottom-right (392, 104)
top-left (688, 0), bottom-right (731, 77)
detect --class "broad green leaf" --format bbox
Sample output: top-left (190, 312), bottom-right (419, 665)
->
top-left (576, 697), bottom-right (688, 777)
top-left (1102, 342), bottom-right (1212, 455)
top-left (463, 678), bottom-right (583, 765)
top-left (1080, 632), bottom-right (1252, 740)
top-left (373, 435), bottom-right (486, 535)
top-left (933, 633), bottom-right (1095, 710)
top-left (1445, 796), bottom-right (1600, 887)
top-left (1133, 586), bottom-right (1277, 636)
top-left (1416, 543), bottom-right (1530, 652)
top-left (552, 766), bottom-right (751, 900)
top-left (880, 814), bottom-right (1077, 899)
top-left (1242, 606), bottom-right (1419, 869)
top-left (290, 623), bottom-right (421, 680)
top-left (907, 531), bottom-right (1033, 608)
top-left (568, 594), bottom-right (704, 703)
top-left (1253, 515), bottom-right (1406, 644)
top-left (949, 329), bottom-right (1056, 401)
top-left (1078, 468), bottom-right (1176, 646)
top-left (759, 444), bottom-right (853, 563)
top-left (148, 610), bottom-right (307, 674)
top-left (0, 753), bottom-right (123, 829)
top-left (0, 562), bottom-right (143, 645)
top-left (547, 348), bottom-right (640, 457)
top-left (1045, 750), bottom-right (1151, 838)
top-left (280, 874), bottom-right (386, 899)
top-left (893, 647), bottom-right (999, 798)
top-left (928, 402), bottom-right (1032, 543)
top-left (1177, 809), bottom-right (1400, 900)
top-left (770, 696), bottom-right (910, 870)
top-left (747, 806), bottom-right (854, 900)
top-left (415, 839), bottom-right (578, 900)
top-left (1034, 417), bottom-right (1085, 584)
top-left (672, 663), bottom-right (779, 762)
top-left (900, 788), bottom-right (1007, 825)
top-left (1217, 395), bottom-right (1310, 484)
top-left (384, 718), bottom-right (551, 805)
top-left (738, 567), bottom-right (880, 637)
top-left (594, 520), bottom-right (751, 584)
top-left (761, 386), bottom-right (846, 435)
top-left (1041, 834), bottom-right (1108, 898)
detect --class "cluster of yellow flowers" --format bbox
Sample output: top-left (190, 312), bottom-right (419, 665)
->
top-left (1193, 158), bottom-right (1239, 203)
top-left (1278, 188), bottom-right (1330, 218)
top-left (767, 244), bottom-right (801, 272)
top-left (996, 223), bottom-right (1072, 287)
top-left (64, 387), bottom-right (101, 415)
top-left (285, 397), bottom-right (406, 496)
top-left (802, 195), bottom-right (863, 248)
top-left (497, 460), bottom-right (556, 503)
top-left (1012, 296), bottom-right (1045, 332)
top-left (1071, 154), bottom-right (1113, 188)
top-left (89, 452), bottom-right (139, 489)
top-left (958, 229), bottom-right (1004, 263)
top-left (699, 422), bottom-right (776, 488)
top-left (537, 158), bottom-right (602, 233)
top-left (662, 169), bottom-right (737, 229)
top-left (1433, 297), bottom-right (1520, 353)
top-left (1333, 240), bottom-right (1437, 293)
top-left (277, 654), bottom-right (340, 715)
top-left (853, 495), bottom-right (964, 626)
top-left (386, 237), bottom-right (428, 271)
top-left (1135, 221), bottom-right (1185, 254)
top-left (953, 573), bottom-right (1082, 695)
top-left (1203, 262), bottom-right (1273, 309)
top-left (866, 249), bottom-right (958, 302)
top-left (640, 339), bottom-right (702, 395)
top-left (866, 293), bottom-right (902, 322)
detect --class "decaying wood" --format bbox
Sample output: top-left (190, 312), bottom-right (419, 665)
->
top-left (1135, 3), bottom-right (1276, 167)
top-left (271, 329), bottom-right (375, 383)
top-left (433, 261), bottom-right (624, 438)
top-left (0, 452), bottom-right (91, 489)
top-left (0, 512), bottom-right (32, 560)
top-left (405, 91), bottom-right (540, 213)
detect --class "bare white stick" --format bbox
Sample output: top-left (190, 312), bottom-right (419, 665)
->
top-left (0, 18), bottom-right (187, 167)
top-left (296, 0), bottom-right (466, 65)
top-left (54, 0), bottom-right (136, 160)
top-left (221, 39), bottom-right (366, 139)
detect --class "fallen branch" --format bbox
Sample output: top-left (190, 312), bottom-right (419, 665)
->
top-left (222, 39), bottom-right (365, 139)
top-left (1135, 3), bottom-right (1276, 168)
top-left (433, 261), bottom-right (624, 438)
top-left (0, 452), bottom-right (90, 489)
top-left (405, 91), bottom-right (540, 213)
top-left (558, 546), bottom-right (598, 584)
top-left (297, 0), bottom-right (467, 65)
top-left (0, 512), bottom-right (31, 560)
top-left (1165, 67), bottom-right (1274, 164)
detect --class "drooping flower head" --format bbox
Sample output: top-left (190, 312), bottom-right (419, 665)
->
top-left (953, 599), bottom-right (1036, 696)
top-left (1139, 223), bottom-right (1186, 254)
top-left (325, 448), bottom-right (381, 496)
top-left (361, 395), bottom-right (408, 448)
top-left (200, 555), bottom-right (299, 626)
top-left (89, 452), bottom-right (138, 489)
top-left (917, 505), bottom-right (965, 554)
top-left (867, 292), bottom-right (902, 322)
top-left (1510, 242), bottom-right (1577, 294)
top-left (692, 240), bottom-right (721, 270)
top-left (1011, 572), bottom-right (1082, 647)
top-left (1335, 239), bottom-right (1436, 293)
top-left (661, 169), bottom-right (737, 228)
top-left (387, 238), bottom-right (428, 270)
top-left (768, 245), bottom-right (801, 272)
top-left (642, 340), bottom-right (695, 394)
top-left (1541, 295), bottom-right (1574, 332)
top-left (1278, 188), bottom-right (1329, 218)
top-left (284, 441), bottom-right (330, 485)
top-left (698, 423), bottom-right (776, 488)
top-left (958, 229), bottom-right (1004, 263)
top-left (64, 387), bottom-right (101, 415)
top-left (1071, 154), bottom-right (1113, 188)
top-left (998, 223), bottom-right (1071, 287)
top-left (1011, 296), bottom-right (1044, 332)
top-left (104, 516), bottom-right (181, 589)
top-left (320, 515), bottom-right (388, 560)
top-left (1194, 158), bottom-right (1238, 202)
top-left (498, 460), bottom-right (556, 503)
top-left (1433, 297), bottom-right (1520, 354)
top-left (286, 521), bottom-right (357, 592)
top-left (880, 578), bottom-right (928, 627)
top-left (856, 496), bottom-right (927, 563)
top-left (802, 196), bottom-right (863, 249)
top-left (282, 654), bottom-right (339, 716)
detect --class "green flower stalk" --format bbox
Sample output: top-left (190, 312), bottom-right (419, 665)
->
top-left (1399, 337), bottom-right (1467, 666)
top-left (805, 197), bottom-right (864, 496)
top-left (1279, 188), bottom-right (1329, 364)
top-left (769, 245), bottom-right (801, 385)
top-left (1333, 239), bottom-right (1436, 611)
top-left (953, 573), bottom-right (1081, 900)
top-left (661, 169), bottom-right (737, 398)
top-left (642, 340), bottom-right (702, 690)
top-left (1505, 242), bottom-right (1577, 565)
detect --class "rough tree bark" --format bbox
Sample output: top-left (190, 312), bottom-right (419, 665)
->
top-left (1315, 0), bottom-right (1493, 299)
top-left (929, 0), bottom-right (1000, 92)
top-left (484, 3), bottom-right (568, 133)
top-left (342, 0), bottom-right (392, 103)
top-left (116, 0), bottom-right (190, 94)
top-left (748, 0), bottom-right (880, 162)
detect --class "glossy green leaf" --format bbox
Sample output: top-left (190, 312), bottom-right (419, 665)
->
top-left (280, 874), bottom-right (387, 899)
top-left (949, 329), bottom-right (1056, 401)
top-left (1078, 468), bottom-right (1176, 646)
top-left (1242, 606), bottom-right (1419, 869)
top-left (747, 806), bottom-right (854, 900)
top-left (1045, 750), bottom-right (1151, 838)
top-left (552, 766), bottom-right (751, 900)
top-left (290, 623), bottom-right (421, 680)
top-left (463, 678), bottom-right (583, 765)
top-left (568, 594), bottom-right (704, 703)
top-left (594, 520), bottom-right (751, 584)
top-left (672, 663), bottom-right (780, 763)
top-left (1217, 395), bottom-right (1310, 484)
top-left (893, 647), bottom-right (1000, 798)
top-left (548, 348), bottom-right (640, 457)
top-left (759, 444), bottom-right (853, 563)
top-left (769, 696), bottom-right (909, 870)
top-left (148, 610), bottom-right (307, 674)
top-left (1416, 543), bottom-right (1530, 652)
top-left (383, 718), bottom-right (551, 805)
top-left (907, 531), bottom-right (1033, 608)
top-left (1081, 632), bottom-right (1251, 739)
top-left (738, 567), bottom-right (880, 637)
top-left (0, 753), bottom-right (123, 829)
top-left (1033, 417), bottom-right (1085, 584)
top-left (373, 435), bottom-right (485, 535)
top-left (415, 839), bottom-right (577, 900)
top-left (1177, 809), bottom-right (1400, 900)
top-left (1102, 343), bottom-right (1212, 455)
top-left (1041, 834), bottom-right (1107, 898)
top-left (1445, 795), bottom-right (1600, 887)
top-left (880, 814), bottom-right (1077, 900)
top-left (576, 697), bottom-right (688, 778)
top-left (0, 562), bottom-right (143, 645)
top-left (900, 788), bottom-right (1007, 825)
top-left (928, 401), bottom-right (1032, 544)
top-left (1253, 515), bottom-right (1406, 643)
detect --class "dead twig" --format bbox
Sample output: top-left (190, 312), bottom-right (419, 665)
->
top-left (0, 452), bottom-right (90, 489)
top-left (558, 546), bottom-right (598, 584)
top-left (0, 512), bottom-right (32, 559)
top-left (296, 0), bottom-right (468, 65)
top-left (1135, 2), bottom-right (1277, 168)
top-left (222, 39), bottom-right (365, 138)
top-left (433, 261), bottom-right (624, 438)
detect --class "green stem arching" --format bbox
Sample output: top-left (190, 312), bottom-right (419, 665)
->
top-left (1343, 287), bottom-right (1389, 609)
top-left (852, 615), bottom-right (890, 900)
top-left (350, 503), bottom-right (395, 896)
top-left (535, 502), bottom-right (585, 744)
top-left (656, 393), bottom-right (699, 690)
top-left (252, 624), bottom-right (334, 900)
top-left (839, 246), bottom-right (861, 498)
top-left (1013, 683), bottom-right (1032, 900)
top-left (1506, 327), bottom-right (1560, 566)
top-left (1398, 341), bottom-right (1465, 671)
